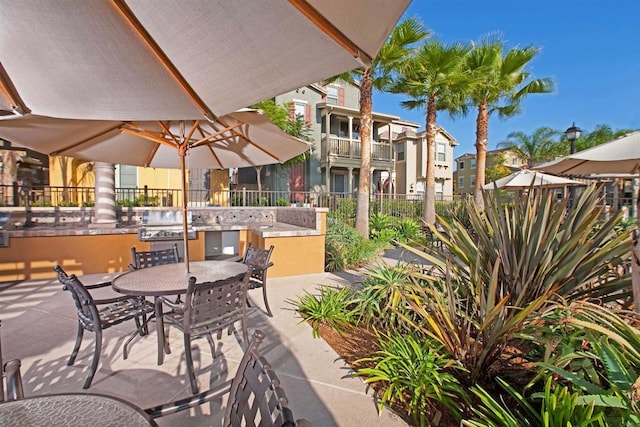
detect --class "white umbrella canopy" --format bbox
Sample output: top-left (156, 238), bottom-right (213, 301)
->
top-left (483, 169), bottom-right (584, 190)
top-left (534, 131), bottom-right (640, 176)
top-left (0, 0), bottom-right (410, 121)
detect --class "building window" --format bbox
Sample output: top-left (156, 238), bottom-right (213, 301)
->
top-left (326, 85), bottom-right (339, 105)
top-left (471, 175), bottom-right (476, 187)
top-left (512, 158), bottom-right (518, 165)
top-left (459, 161), bottom-right (464, 170)
top-left (436, 142), bottom-right (446, 162)
top-left (458, 176), bottom-right (464, 188)
top-left (470, 159), bottom-right (477, 168)
top-left (396, 142), bottom-right (405, 161)
top-left (294, 101), bottom-right (306, 119)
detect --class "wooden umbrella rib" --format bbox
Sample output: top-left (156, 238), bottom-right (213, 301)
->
top-left (109, 0), bottom-right (217, 122)
top-left (192, 122), bottom-right (244, 147)
top-left (287, 0), bottom-right (372, 67)
top-left (50, 123), bottom-right (125, 156)
top-left (0, 62), bottom-right (30, 115)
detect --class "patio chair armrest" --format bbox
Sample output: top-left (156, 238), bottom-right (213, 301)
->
top-left (158, 296), bottom-right (184, 311)
top-left (93, 295), bottom-right (141, 305)
top-left (84, 281), bottom-right (112, 290)
top-left (145, 380), bottom-right (232, 419)
top-left (127, 263), bottom-right (137, 271)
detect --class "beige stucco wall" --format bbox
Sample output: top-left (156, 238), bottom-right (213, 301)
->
top-left (0, 220), bottom-right (326, 282)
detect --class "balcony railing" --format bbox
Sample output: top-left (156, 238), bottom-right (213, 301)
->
top-left (321, 136), bottom-right (393, 161)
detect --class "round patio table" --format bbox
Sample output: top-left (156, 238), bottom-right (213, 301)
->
top-left (0, 393), bottom-right (157, 426)
top-left (112, 261), bottom-right (248, 365)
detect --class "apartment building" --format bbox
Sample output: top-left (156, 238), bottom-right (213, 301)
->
top-left (269, 80), bottom-right (399, 195)
top-left (454, 148), bottom-right (525, 194)
top-left (379, 121), bottom-right (457, 199)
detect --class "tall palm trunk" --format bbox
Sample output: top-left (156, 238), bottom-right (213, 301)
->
top-left (355, 70), bottom-right (373, 238)
top-left (474, 103), bottom-right (489, 210)
top-left (423, 97), bottom-right (437, 225)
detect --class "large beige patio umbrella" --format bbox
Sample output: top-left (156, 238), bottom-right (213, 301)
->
top-left (0, 0), bottom-right (409, 271)
top-left (0, 111), bottom-right (311, 271)
top-left (483, 169), bottom-right (584, 190)
top-left (0, 0), bottom-right (410, 121)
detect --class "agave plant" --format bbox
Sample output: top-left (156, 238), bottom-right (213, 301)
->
top-left (357, 263), bottom-right (417, 330)
top-left (395, 185), bottom-right (633, 383)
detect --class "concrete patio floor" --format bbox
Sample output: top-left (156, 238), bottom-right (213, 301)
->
top-left (0, 251), bottom-right (412, 426)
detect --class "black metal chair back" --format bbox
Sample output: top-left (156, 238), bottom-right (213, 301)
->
top-left (145, 330), bottom-right (312, 426)
top-left (129, 243), bottom-right (179, 270)
top-left (161, 271), bottom-right (250, 394)
top-left (241, 243), bottom-right (275, 316)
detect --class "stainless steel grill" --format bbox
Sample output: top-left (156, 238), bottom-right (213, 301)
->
top-left (0, 212), bottom-right (10, 247)
top-left (137, 211), bottom-right (195, 242)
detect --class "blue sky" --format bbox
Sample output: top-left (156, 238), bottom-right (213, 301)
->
top-left (373, 0), bottom-right (640, 156)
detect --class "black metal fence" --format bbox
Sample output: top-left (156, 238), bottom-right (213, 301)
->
top-left (0, 184), bottom-right (468, 221)
top-left (2, 183), bottom-right (634, 225)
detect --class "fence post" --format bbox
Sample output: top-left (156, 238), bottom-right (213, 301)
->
top-left (143, 185), bottom-right (148, 206)
top-left (12, 182), bottom-right (18, 207)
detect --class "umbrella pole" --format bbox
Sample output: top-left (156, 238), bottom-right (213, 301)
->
top-left (179, 146), bottom-right (190, 273)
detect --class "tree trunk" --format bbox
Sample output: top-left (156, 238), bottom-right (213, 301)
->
top-left (422, 97), bottom-right (437, 225)
top-left (474, 103), bottom-right (489, 211)
top-left (355, 71), bottom-right (373, 238)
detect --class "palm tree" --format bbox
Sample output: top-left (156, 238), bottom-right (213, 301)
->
top-left (325, 17), bottom-right (429, 238)
top-left (498, 126), bottom-right (562, 167)
top-left (391, 40), bottom-right (470, 225)
top-left (465, 35), bottom-right (554, 209)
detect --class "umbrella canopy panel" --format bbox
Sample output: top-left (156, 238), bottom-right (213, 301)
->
top-left (483, 169), bottom-right (584, 190)
top-left (0, 0), bottom-right (410, 121)
top-left (0, 111), bottom-right (311, 170)
top-left (534, 131), bottom-right (640, 176)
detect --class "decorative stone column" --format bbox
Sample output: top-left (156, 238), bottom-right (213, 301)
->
top-left (89, 162), bottom-right (117, 229)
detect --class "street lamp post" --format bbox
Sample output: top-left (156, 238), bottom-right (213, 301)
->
top-left (565, 122), bottom-right (582, 207)
top-left (565, 122), bottom-right (582, 155)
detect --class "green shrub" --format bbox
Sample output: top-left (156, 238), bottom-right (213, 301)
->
top-left (275, 197), bottom-right (289, 207)
top-left (393, 218), bottom-right (421, 243)
top-left (369, 212), bottom-right (393, 239)
top-left (358, 332), bottom-right (467, 426)
top-left (464, 377), bottom-right (606, 427)
top-left (290, 286), bottom-right (359, 338)
top-left (325, 221), bottom-right (379, 272)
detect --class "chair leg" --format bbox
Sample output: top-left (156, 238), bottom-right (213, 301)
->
top-left (68, 322), bottom-right (84, 366)
top-left (183, 333), bottom-right (199, 394)
top-left (84, 328), bottom-right (102, 389)
top-left (262, 281), bottom-right (272, 317)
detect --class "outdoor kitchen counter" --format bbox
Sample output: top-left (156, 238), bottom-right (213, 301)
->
top-left (5, 222), bottom-right (319, 238)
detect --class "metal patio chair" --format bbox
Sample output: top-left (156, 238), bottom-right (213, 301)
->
top-left (54, 265), bottom-right (155, 389)
top-left (145, 329), bottom-right (312, 426)
top-left (159, 271), bottom-right (250, 394)
top-left (240, 243), bottom-right (275, 317)
top-left (0, 320), bottom-right (23, 402)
